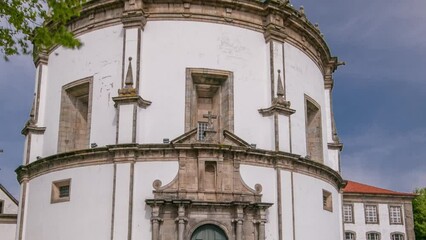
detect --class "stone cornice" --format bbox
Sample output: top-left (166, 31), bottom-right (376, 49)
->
top-left (16, 143), bottom-right (345, 190)
top-left (343, 193), bottom-right (416, 202)
top-left (38, 0), bottom-right (341, 77)
top-left (328, 142), bottom-right (343, 151)
top-left (112, 94), bottom-right (151, 108)
top-left (258, 104), bottom-right (296, 117)
top-left (21, 124), bottom-right (46, 136)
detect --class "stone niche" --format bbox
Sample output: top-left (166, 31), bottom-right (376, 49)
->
top-left (146, 148), bottom-right (272, 240)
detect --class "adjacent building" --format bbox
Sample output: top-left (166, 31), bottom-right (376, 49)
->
top-left (343, 181), bottom-right (416, 240)
top-left (0, 184), bottom-right (19, 240)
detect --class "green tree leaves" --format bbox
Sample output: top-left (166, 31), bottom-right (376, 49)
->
top-left (414, 188), bottom-right (426, 240)
top-left (0, 0), bottom-right (85, 60)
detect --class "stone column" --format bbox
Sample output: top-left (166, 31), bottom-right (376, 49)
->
top-left (175, 205), bottom-right (188, 240)
top-left (254, 204), bottom-right (271, 240)
top-left (233, 204), bottom-right (245, 240)
top-left (151, 205), bottom-right (162, 240)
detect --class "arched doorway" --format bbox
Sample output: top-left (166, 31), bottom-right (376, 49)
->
top-left (191, 224), bottom-right (228, 240)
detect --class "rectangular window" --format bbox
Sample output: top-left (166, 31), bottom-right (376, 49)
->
top-left (367, 232), bottom-right (380, 240)
top-left (343, 204), bottom-right (354, 223)
top-left (197, 122), bottom-right (208, 141)
top-left (345, 232), bottom-right (355, 240)
top-left (391, 233), bottom-right (404, 240)
top-left (58, 78), bottom-right (92, 153)
top-left (322, 190), bottom-right (332, 212)
top-left (389, 206), bottom-right (403, 224)
top-left (0, 200), bottom-right (3, 214)
top-left (305, 96), bottom-right (323, 163)
top-left (51, 179), bottom-right (71, 203)
top-left (365, 205), bottom-right (378, 223)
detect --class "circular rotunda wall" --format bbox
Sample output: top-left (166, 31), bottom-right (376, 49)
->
top-left (17, 1), bottom-right (345, 240)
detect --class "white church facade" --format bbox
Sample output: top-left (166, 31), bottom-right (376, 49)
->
top-left (10, 0), bottom-right (415, 240)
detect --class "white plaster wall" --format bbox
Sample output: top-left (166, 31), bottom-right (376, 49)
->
top-left (117, 104), bottom-right (134, 143)
top-left (112, 163), bottom-right (131, 240)
top-left (24, 165), bottom-right (113, 240)
top-left (29, 134), bottom-right (43, 164)
top-left (139, 21), bottom-right (272, 149)
top-left (328, 149), bottom-right (340, 172)
top-left (0, 224), bottom-right (16, 240)
top-left (324, 89), bottom-right (333, 143)
top-left (42, 25), bottom-right (123, 156)
top-left (37, 64), bottom-right (49, 127)
top-left (293, 173), bottom-right (341, 240)
top-left (280, 170), bottom-right (294, 240)
top-left (0, 189), bottom-right (18, 214)
top-left (240, 165), bottom-right (278, 240)
top-left (132, 161), bottom-right (179, 239)
top-left (345, 203), bottom-right (407, 240)
top-left (285, 43), bottom-right (330, 164)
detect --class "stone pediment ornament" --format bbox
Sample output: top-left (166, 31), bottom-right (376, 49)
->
top-left (113, 57), bottom-right (151, 108)
top-left (170, 128), bottom-right (197, 144)
top-left (259, 70), bottom-right (295, 116)
top-left (223, 130), bottom-right (252, 148)
top-left (170, 128), bottom-right (252, 148)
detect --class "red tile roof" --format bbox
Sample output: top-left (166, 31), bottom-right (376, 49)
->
top-left (343, 181), bottom-right (416, 197)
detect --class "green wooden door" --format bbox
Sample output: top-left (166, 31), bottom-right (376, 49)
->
top-left (191, 224), bottom-right (227, 240)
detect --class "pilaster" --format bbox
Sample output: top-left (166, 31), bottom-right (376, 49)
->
top-left (22, 51), bottom-right (48, 164)
top-left (113, 58), bottom-right (151, 144)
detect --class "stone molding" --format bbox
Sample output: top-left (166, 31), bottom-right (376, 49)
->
top-left (0, 214), bottom-right (18, 224)
top-left (112, 95), bottom-right (151, 108)
top-left (258, 104), bottom-right (295, 117)
top-left (36, 0), bottom-right (342, 77)
top-left (21, 125), bottom-right (46, 136)
top-left (16, 143), bottom-right (345, 190)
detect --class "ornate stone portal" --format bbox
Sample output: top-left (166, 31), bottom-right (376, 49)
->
top-left (146, 131), bottom-right (272, 240)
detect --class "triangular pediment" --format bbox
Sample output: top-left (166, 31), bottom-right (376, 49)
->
top-left (171, 129), bottom-right (252, 148)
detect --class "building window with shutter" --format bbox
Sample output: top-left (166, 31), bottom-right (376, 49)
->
top-left (366, 232), bottom-right (380, 240)
top-left (345, 232), bottom-right (356, 240)
top-left (389, 206), bottom-right (403, 224)
top-left (365, 205), bottom-right (379, 224)
top-left (343, 204), bottom-right (354, 223)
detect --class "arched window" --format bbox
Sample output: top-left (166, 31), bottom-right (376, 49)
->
top-left (191, 224), bottom-right (227, 240)
top-left (345, 231), bottom-right (356, 240)
top-left (366, 232), bottom-right (380, 240)
top-left (391, 233), bottom-right (404, 240)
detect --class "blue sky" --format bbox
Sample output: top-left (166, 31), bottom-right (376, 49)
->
top-left (1, 1), bottom-right (425, 198)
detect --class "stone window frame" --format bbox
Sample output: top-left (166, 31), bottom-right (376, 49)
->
top-left (304, 94), bottom-right (324, 163)
top-left (345, 231), bottom-right (356, 240)
top-left (185, 68), bottom-right (234, 139)
top-left (0, 200), bottom-right (3, 214)
top-left (57, 77), bottom-right (93, 153)
top-left (388, 205), bottom-right (403, 225)
top-left (322, 189), bottom-right (332, 212)
top-left (364, 204), bottom-right (379, 224)
top-left (51, 178), bottom-right (71, 204)
top-left (390, 232), bottom-right (405, 240)
top-left (366, 231), bottom-right (381, 240)
top-left (343, 203), bottom-right (355, 223)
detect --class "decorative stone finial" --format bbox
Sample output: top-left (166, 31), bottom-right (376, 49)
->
top-left (299, 6), bottom-right (305, 16)
top-left (277, 70), bottom-right (285, 97)
top-left (272, 70), bottom-right (291, 108)
top-left (125, 57), bottom-right (134, 88)
top-left (117, 57), bottom-right (138, 96)
top-left (314, 23), bottom-right (320, 31)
